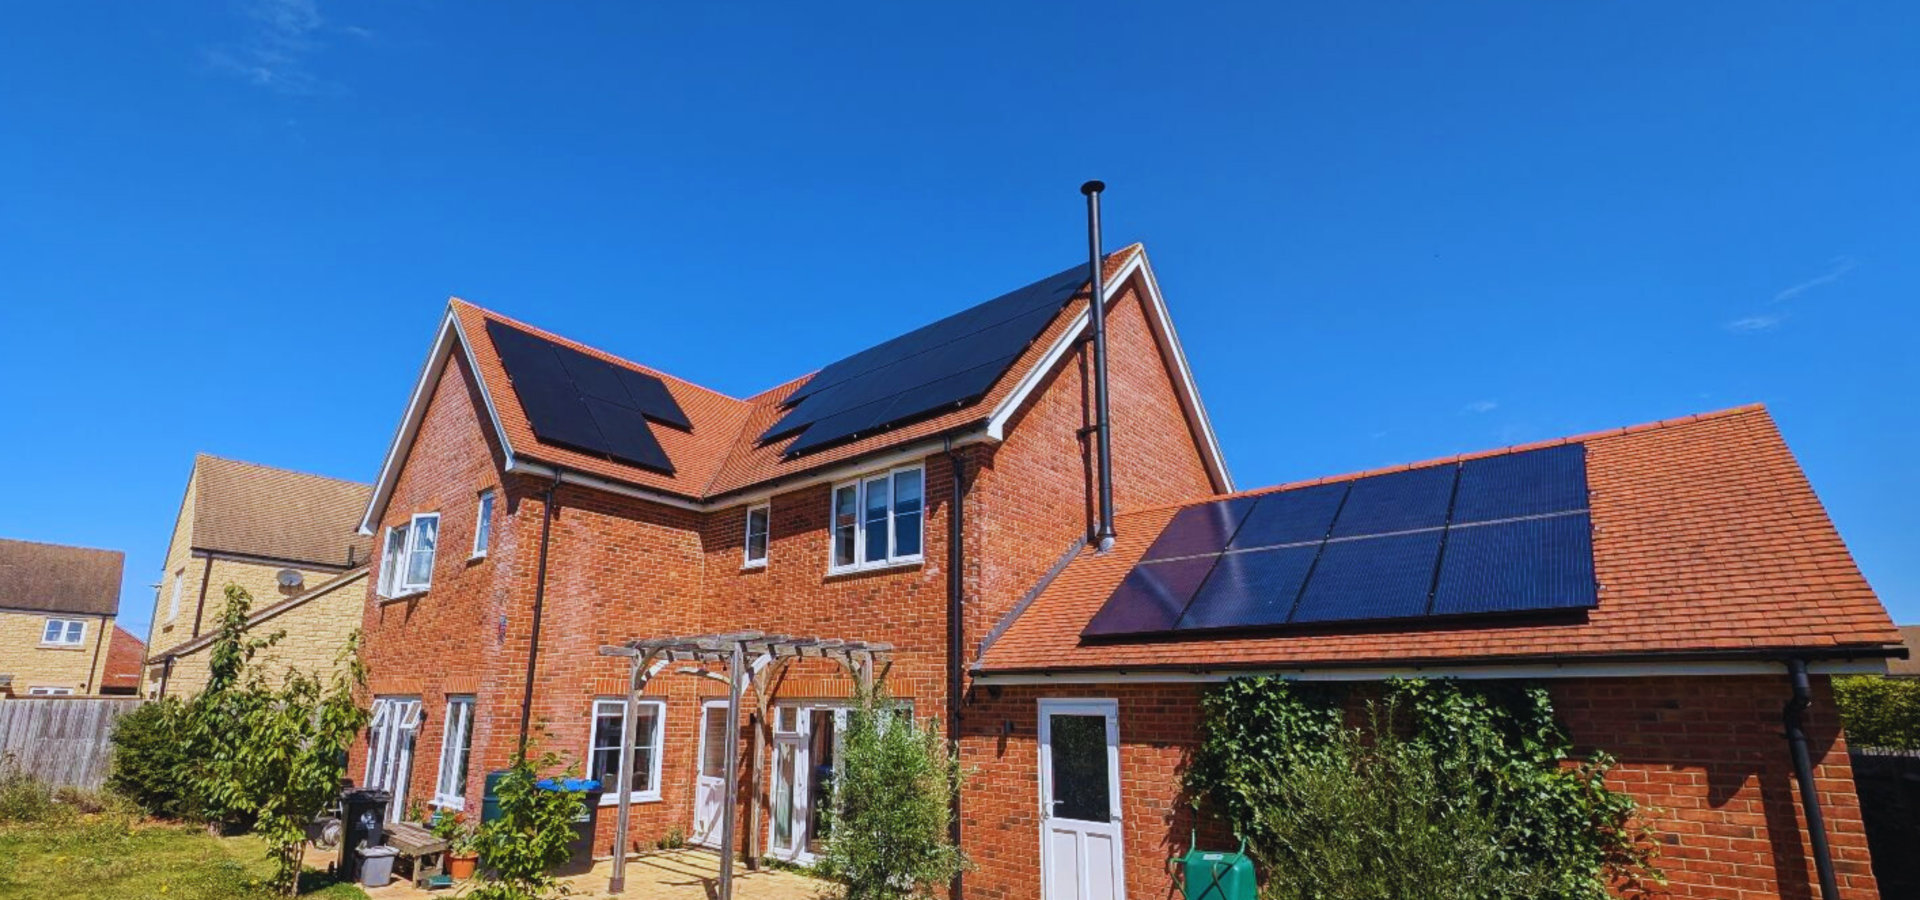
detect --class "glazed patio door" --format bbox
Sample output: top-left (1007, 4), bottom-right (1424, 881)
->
top-left (1039, 699), bottom-right (1124, 900)
top-left (765, 704), bottom-right (846, 863)
top-left (364, 697), bottom-right (421, 824)
top-left (691, 701), bottom-right (730, 846)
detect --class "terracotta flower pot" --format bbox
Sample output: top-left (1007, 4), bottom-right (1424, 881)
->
top-left (448, 853), bottom-right (479, 880)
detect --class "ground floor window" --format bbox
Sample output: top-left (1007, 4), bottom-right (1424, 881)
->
top-left (433, 696), bottom-right (475, 809)
top-left (589, 698), bottom-right (664, 804)
top-left (27, 686), bottom-right (74, 696)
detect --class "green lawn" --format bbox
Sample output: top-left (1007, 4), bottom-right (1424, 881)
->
top-left (0, 817), bottom-right (366, 900)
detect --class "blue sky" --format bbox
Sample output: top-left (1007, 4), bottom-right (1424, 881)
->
top-left (1, 2), bottom-right (1914, 641)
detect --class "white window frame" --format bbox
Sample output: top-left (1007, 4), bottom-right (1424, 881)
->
top-left (827, 463), bottom-right (926, 574)
top-left (743, 502), bottom-right (770, 568)
top-left (589, 698), bottom-right (666, 805)
top-left (41, 618), bottom-right (85, 647)
top-left (379, 512), bottom-right (440, 598)
top-left (28, 686), bottom-right (74, 696)
top-left (433, 695), bottom-right (476, 809)
top-left (167, 569), bottom-right (184, 621)
top-left (472, 490), bottom-right (495, 559)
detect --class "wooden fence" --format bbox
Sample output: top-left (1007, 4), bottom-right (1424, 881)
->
top-left (0, 697), bottom-right (144, 789)
top-left (1853, 747), bottom-right (1920, 898)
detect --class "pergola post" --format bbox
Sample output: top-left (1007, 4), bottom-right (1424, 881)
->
top-left (718, 639), bottom-right (745, 900)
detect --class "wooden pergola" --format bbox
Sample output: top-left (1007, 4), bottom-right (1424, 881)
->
top-left (597, 631), bottom-right (893, 898)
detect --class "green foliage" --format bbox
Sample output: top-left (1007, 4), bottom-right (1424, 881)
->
top-left (107, 585), bottom-right (369, 897)
top-left (468, 746), bottom-right (586, 900)
top-left (108, 699), bottom-right (200, 819)
top-left (0, 757), bottom-right (65, 824)
top-left (1834, 675), bottom-right (1920, 750)
top-left (1187, 677), bottom-right (1663, 900)
top-left (432, 809), bottom-right (478, 856)
top-left (816, 688), bottom-right (969, 900)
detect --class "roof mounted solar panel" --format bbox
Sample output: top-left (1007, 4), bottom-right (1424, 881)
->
top-left (1228, 483), bottom-right (1349, 550)
top-left (761, 262), bottom-right (1092, 455)
top-left (1288, 530), bottom-right (1445, 624)
top-left (1142, 496), bottom-right (1260, 561)
top-left (1452, 444), bottom-right (1586, 524)
top-left (1328, 465), bottom-right (1458, 537)
top-left (1431, 514), bottom-right (1596, 616)
top-left (1176, 544), bottom-right (1320, 631)
top-left (485, 319), bottom-right (684, 474)
top-left (1080, 555), bottom-right (1217, 637)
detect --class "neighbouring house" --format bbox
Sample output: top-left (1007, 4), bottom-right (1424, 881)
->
top-left (143, 454), bottom-right (372, 698)
top-left (100, 625), bottom-right (146, 695)
top-left (352, 243), bottom-right (1899, 900)
top-left (0, 537), bottom-right (125, 697)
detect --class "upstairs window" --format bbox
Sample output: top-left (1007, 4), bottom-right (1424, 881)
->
top-left (472, 490), bottom-right (495, 558)
top-left (743, 503), bottom-right (770, 567)
top-left (41, 619), bottom-right (85, 646)
top-left (829, 464), bottom-right (924, 572)
top-left (378, 512), bottom-right (441, 597)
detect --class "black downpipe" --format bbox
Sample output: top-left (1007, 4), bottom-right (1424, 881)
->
top-left (155, 656), bottom-right (174, 701)
top-left (517, 474), bottom-right (563, 756)
top-left (1784, 659), bottom-right (1840, 900)
top-left (1081, 180), bottom-right (1116, 553)
top-left (944, 439), bottom-right (967, 900)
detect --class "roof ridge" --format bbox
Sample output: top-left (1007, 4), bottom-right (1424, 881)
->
top-left (195, 453), bottom-right (372, 489)
top-left (0, 535), bottom-right (125, 557)
top-left (1118, 403), bottom-right (1772, 519)
top-left (449, 297), bottom-right (750, 405)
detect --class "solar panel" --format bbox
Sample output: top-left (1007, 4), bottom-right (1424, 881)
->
top-left (485, 320), bottom-right (685, 474)
top-left (1142, 496), bottom-right (1260, 561)
top-left (1228, 483), bottom-right (1349, 550)
top-left (1328, 464), bottom-right (1458, 538)
top-left (1452, 444), bottom-right (1587, 524)
top-left (762, 262), bottom-right (1091, 455)
top-left (1176, 544), bottom-right (1320, 631)
top-left (1289, 530), bottom-right (1446, 625)
top-left (1431, 514), bottom-right (1596, 616)
top-left (1078, 447), bottom-right (1599, 640)
top-left (1080, 556), bottom-right (1217, 637)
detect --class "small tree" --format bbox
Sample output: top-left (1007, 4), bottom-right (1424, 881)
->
top-left (1834, 675), bottom-right (1920, 750)
top-left (469, 745), bottom-right (587, 900)
top-left (817, 687), bottom-right (969, 900)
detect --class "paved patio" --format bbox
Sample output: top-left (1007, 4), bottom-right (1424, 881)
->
top-left (356, 849), bottom-right (826, 900)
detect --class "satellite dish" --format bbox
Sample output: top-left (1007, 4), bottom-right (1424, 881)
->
top-left (277, 569), bottom-right (304, 590)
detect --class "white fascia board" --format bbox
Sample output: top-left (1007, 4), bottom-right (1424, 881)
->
top-left (358, 308), bottom-right (520, 535)
top-left (984, 251), bottom-right (1234, 493)
top-left (969, 657), bottom-right (1891, 685)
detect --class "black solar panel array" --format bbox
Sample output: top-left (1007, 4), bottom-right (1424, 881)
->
top-left (1081, 444), bottom-right (1596, 638)
top-left (485, 319), bottom-right (691, 474)
top-left (761, 262), bottom-right (1092, 456)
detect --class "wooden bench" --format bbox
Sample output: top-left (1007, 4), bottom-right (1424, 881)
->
top-left (385, 821), bottom-right (449, 888)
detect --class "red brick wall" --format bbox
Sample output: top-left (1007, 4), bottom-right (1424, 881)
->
top-left (958, 675), bottom-right (1879, 900)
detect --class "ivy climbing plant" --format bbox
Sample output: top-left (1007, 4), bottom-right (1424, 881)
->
top-left (1186, 677), bottom-right (1663, 900)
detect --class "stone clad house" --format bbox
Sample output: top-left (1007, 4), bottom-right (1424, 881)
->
top-left (0, 537), bottom-right (124, 697)
top-left (143, 454), bottom-right (372, 698)
top-left (353, 244), bottom-right (1900, 899)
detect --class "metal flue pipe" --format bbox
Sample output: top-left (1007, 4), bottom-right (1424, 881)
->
top-left (1081, 180), bottom-right (1117, 553)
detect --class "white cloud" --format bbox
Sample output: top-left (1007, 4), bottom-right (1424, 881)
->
top-left (1725, 314), bottom-right (1786, 334)
top-left (206, 0), bottom-right (335, 95)
top-left (1772, 256), bottom-right (1857, 304)
top-left (1463, 400), bottom-right (1499, 414)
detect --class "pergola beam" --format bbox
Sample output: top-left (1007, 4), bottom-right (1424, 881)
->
top-left (604, 630), bottom-right (892, 899)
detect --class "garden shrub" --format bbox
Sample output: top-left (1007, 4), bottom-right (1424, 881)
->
top-left (1834, 675), bottom-right (1920, 750)
top-left (108, 698), bottom-right (201, 819)
top-left (1188, 677), bottom-right (1663, 900)
top-left (817, 688), bottom-right (969, 900)
top-left (0, 757), bottom-right (64, 825)
top-left (468, 746), bottom-right (587, 900)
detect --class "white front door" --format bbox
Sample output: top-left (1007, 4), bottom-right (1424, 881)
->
top-left (365, 697), bottom-right (421, 824)
top-left (1039, 699), bottom-right (1125, 900)
top-left (691, 701), bottom-right (730, 846)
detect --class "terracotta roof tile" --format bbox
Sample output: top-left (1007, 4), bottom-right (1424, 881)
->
top-left (976, 405), bottom-right (1902, 672)
top-left (0, 537), bottom-right (124, 616)
top-left (192, 455), bottom-right (372, 568)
